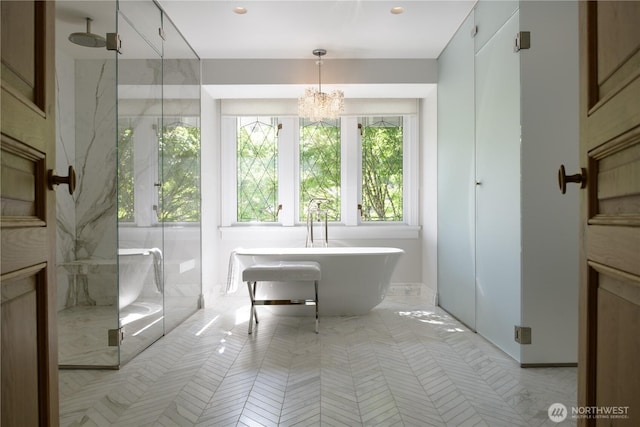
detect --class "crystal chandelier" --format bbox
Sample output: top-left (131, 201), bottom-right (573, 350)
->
top-left (298, 49), bottom-right (344, 121)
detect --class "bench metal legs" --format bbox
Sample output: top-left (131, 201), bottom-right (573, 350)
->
top-left (246, 280), bottom-right (319, 334)
top-left (314, 279), bottom-right (318, 333)
top-left (246, 281), bottom-right (259, 334)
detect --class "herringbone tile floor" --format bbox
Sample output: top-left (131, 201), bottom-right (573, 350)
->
top-left (59, 293), bottom-right (577, 426)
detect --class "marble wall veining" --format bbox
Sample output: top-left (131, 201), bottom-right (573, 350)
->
top-left (74, 59), bottom-right (118, 262)
top-left (55, 58), bottom-right (119, 309)
top-left (55, 50), bottom-right (78, 311)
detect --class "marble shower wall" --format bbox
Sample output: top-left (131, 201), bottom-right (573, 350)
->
top-left (75, 59), bottom-right (118, 305)
top-left (55, 50), bottom-right (77, 311)
top-left (55, 55), bottom-right (201, 320)
top-left (55, 57), bottom-right (118, 310)
top-left (74, 59), bottom-right (117, 262)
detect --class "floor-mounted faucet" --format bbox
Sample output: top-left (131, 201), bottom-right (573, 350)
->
top-left (306, 198), bottom-right (330, 247)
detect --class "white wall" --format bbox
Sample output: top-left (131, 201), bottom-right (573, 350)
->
top-left (200, 90), bottom-right (221, 305)
top-left (421, 89), bottom-right (438, 303)
top-left (202, 58), bottom-right (438, 86)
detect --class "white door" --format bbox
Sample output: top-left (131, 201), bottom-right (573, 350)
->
top-left (474, 11), bottom-right (522, 360)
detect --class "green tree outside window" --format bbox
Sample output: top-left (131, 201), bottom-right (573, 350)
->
top-left (361, 117), bottom-right (403, 221)
top-left (299, 119), bottom-right (341, 222)
top-left (160, 121), bottom-right (201, 222)
top-left (117, 123), bottom-right (135, 222)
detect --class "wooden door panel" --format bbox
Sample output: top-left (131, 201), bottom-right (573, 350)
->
top-left (582, 134), bottom-right (640, 426)
top-left (1, 1), bottom-right (58, 425)
top-left (594, 268), bottom-right (640, 426)
top-left (595, 134), bottom-right (640, 216)
top-left (1, 268), bottom-right (41, 427)
top-left (1, 137), bottom-right (48, 275)
top-left (583, 2), bottom-right (640, 150)
top-left (595, 2), bottom-right (640, 94)
top-left (579, 1), bottom-right (640, 425)
top-left (0, 1), bottom-right (36, 101)
top-left (1, 149), bottom-right (37, 216)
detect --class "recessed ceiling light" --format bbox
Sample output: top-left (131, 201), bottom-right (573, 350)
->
top-left (390, 6), bottom-right (404, 15)
top-left (233, 6), bottom-right (247, 15)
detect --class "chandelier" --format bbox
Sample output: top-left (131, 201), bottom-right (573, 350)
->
top-left (298, 49), bottom-right (344, 121)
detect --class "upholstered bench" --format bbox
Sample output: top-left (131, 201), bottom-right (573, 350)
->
top-left (242, 261), bottom-right (321, 334)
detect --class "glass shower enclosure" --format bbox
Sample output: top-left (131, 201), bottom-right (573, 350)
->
top-left (55, 0), bottom-right (201, 368)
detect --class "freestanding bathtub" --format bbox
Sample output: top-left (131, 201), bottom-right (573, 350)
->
top-left (234, 247), bottom-right (404, 315)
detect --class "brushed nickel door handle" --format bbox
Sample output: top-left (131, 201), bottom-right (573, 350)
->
top-left (558, 164), bottom-right (586, 194)
top-left (48, 165), bottom-right (77, 195)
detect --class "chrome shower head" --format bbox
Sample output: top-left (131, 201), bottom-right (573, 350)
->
top-left (68, 17), bottom-right (106, 48)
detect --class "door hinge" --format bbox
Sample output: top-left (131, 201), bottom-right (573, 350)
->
top-left (470, 25), bottom-right (478, 38)
top-left (514, 326), bottom-right (532, 344)
top-left (514, 31), bottom-right (531, 52)
top-left (106, 33), bottom-right (122, 53)
top-left (159, 27), bottom-right (166, 41)
top-left (108, 327), bottom-right (125, 346)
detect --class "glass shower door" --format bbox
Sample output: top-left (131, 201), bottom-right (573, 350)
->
top-left (160, 15), bottom-right (202, 333)
top-left (55, 1), bottom-right (119, 369)
top-left (116, 5), bottom-right (164, 365)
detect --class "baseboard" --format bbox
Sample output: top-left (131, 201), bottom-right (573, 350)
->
top-left (520, 363), bottom-right (578, 368)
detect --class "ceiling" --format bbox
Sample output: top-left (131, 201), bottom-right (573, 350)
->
top-left (55, 1), bottom-right (475, 99)
top-left (159, 0), bottom-right (476, 59)
top-left (56, 1), bottom-right (476, 60)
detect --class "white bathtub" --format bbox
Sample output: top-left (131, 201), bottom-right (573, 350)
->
top-left (234, 247), bottom-right (404, 315)
top-left (118, 248), bottom-right (163, 309)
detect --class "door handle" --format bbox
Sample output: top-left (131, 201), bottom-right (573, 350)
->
top-left (557, 164), bottom-right (586, 194)
top-left (48, 165), bottom-right (77, 195)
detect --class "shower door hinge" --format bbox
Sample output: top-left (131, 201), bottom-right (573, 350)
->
top-left (106, 33), bottom-right (122, 54)
top-left (159, 27), bottom-right (166, 41)
top-left (514, 31), bottom-right (531, 52)
top-left (108, 327), bottom-right (125, 346)
top-left (470, 25), bottom-right (478, 38)
top-left (514, 326), bottom-right (532, 344)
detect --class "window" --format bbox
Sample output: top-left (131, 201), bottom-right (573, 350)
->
top-left (236, 117), bottom-right (279, 222)
top-left (299, 119), bottom-right (341, 221)
top-left (360, 117), bottom-right (403, 222)
top-left (222, 112), bottom-right (417, 230)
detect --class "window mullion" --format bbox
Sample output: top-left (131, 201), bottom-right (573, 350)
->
top-left (278, 117), bottom-right (296, 226)
top-left (357, 121), bottom-right (363, 225)
top-left (404, 114), bottom-right (418, 226)
top-left (341, 116), bottom-right (359, 226)
top-left (132, 117), bottom-right (159, 227)
top-left (221, 117), bottom-right (237, 226)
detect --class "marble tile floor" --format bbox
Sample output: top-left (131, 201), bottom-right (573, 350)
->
top-left (59, 293), bottom-right (577, 426)
top-left (59, 305), bottom-right (119, 367)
